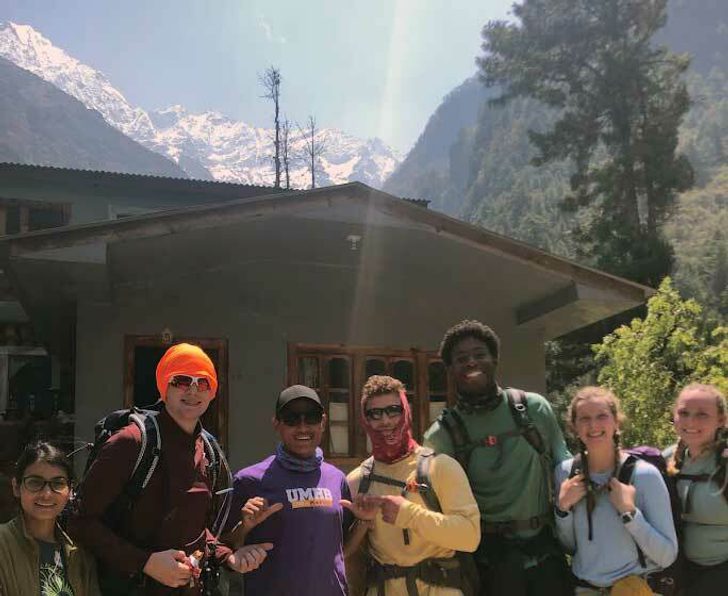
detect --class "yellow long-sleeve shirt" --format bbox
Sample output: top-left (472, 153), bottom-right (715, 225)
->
top-left (346, 446), bottom-right (481, 596)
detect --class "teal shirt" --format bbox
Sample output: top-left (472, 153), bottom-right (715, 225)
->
top-left (423, 388), bottom-right (570, 536)
top-left (678, 451), bottom-right (728, 566)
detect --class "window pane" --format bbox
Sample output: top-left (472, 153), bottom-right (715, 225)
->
top-left (365, 358), bottom-right (386, 378)
top-left (428, 362), bottom-right (448, 424)
top-left (428, 362), bottom-right (447, 393)
top-left (5, 206), bottom-right (20, 235)
top-left (328, 358), bottom-right (349, 389)
top-left (329, 422), bottom-right (349, 455)
top-left (429, 401), bottom-right (447, 424)
top-left (329, 389), bottom-right (349, 404)
top-left (392, 360), bottom-right (414, 390)
top-left (298, 357), bottom-right (319, 389)
top-left (28, 207), bottom-right (65, 231)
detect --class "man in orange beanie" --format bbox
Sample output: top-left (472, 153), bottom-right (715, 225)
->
top-left (70, 343), bottom-right (271, 595)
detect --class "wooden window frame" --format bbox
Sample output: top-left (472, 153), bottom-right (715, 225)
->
top-left (287, 343), bottom-right (455, 468)
top-left (123, 335), bottom-right (229, 449)
top-left (0, 198), bottom-right (71, 235)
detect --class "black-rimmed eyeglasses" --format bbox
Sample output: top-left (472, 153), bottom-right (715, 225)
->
top-left (21, 476), bottom-right (70, 493)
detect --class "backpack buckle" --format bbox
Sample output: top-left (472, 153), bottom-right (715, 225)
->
top-left (484, 435), bottom-right (498, 447)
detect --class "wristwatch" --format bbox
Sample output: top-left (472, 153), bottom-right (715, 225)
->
top-left (554, 506), bottom-right (570, 518)
top-left (620, 509), bottom-right (637, 524)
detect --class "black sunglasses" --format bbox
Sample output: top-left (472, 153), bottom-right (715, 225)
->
top-left (364, 404), bottom-right (404, 421)
top-left (279, 410), bottom-right (324, 426)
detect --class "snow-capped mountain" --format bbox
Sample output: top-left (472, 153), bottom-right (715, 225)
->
top-left (0, 21), bottom-right (400, 187)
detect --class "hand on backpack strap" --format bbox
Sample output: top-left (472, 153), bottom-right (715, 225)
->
top-left (227, 543), bottom-right (274, 573)
top-left (241, 497), bottom-right (283, 532)
top-left (608, 478), bottom-right (636, 515)
top-left (143, 549), bottom-right (193, 587)
top-left (558, 474), bottom-right (587, 511)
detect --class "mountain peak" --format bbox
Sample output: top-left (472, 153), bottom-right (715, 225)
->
top-left (0, 22), bottom-right (400, 188)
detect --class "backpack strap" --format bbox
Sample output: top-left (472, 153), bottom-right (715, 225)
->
top-left (415, 447), bottom-right (441, 513)
top-left (124, 409), bottom-right (162, 501)
top-left (617, 455), bottom-right (647, 568)
top-left (506, 388), bottom-right (545, 455)
top-left (200, 429), bottom-right (233, 541)
top-left (357, 457), bottom-right (377, 495)
top-left (506, 388), bottom-right (554, 512)
top-left (201, 429), bottom-right (220, 489)
top-left (569, 454), bottom-right (583, 478)
top-left (358, 450), bottom-right (445, 547)
top-left (438, 407), bottom-right (474, 470)
top-left (617, 454), bottom-right (638, 485)
top-left (99, 408), bottom-right (162, 528)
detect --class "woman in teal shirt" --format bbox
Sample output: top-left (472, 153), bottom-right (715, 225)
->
top-left (668, 383), bottom-right (728, 595)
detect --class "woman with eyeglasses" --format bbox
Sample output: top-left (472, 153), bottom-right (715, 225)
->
top-left (0, 441), bottom-right (100, 595)
top-left (222, 384), bottom-right (374, 596)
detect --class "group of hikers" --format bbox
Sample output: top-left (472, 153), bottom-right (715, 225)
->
top-left (0, 319), bottom-right (726, 596)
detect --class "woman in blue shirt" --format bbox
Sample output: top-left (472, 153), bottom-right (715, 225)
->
top-left (554, 386), bottom-right (677, 594)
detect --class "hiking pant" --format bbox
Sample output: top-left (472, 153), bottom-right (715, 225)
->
top-left (684, 558), bottom-right (728, 596)
top-left (475, 528), bottom-right (573, 596)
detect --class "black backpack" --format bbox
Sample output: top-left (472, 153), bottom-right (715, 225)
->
top-left (568, 447), bottom-right (684, 596)
top-left (75, 400), bottom-right (232, 538)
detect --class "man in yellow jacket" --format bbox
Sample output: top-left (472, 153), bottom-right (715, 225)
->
top-left (343, 375), bottom-right (481, 596)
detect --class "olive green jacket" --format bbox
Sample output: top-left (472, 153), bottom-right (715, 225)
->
top-left (0, 515), bottom-right (100, 596)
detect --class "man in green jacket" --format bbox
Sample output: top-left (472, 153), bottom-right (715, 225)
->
top-left (423, 320), bottom-right (572, 596)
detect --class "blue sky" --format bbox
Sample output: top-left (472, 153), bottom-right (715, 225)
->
top-left (0, 0), bottom-right (513, 153)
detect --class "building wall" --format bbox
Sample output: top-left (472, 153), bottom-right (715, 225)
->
top-left (75, 255), bottom-right (547, 472)
top-left (0, 168), bottom-right (279, 226)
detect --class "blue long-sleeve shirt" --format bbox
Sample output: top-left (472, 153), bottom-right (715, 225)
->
top-left (554, 455), bottom-right (678, 588)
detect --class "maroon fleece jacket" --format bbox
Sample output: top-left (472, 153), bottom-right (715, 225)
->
top-left (68, 408), bottom-right (232, 594)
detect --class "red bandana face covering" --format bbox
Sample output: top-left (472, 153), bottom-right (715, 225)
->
top-left (361, 390), bottom-right (419, 464)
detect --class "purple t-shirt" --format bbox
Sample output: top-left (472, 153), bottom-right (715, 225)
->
top-left (228, 455), bottom-right (351, 596)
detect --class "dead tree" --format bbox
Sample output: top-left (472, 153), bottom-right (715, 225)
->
top-left (259, 66), bottom-right (281, 188)
top-left (299, 115), bottom-right (326, 189)
top-left (281, 118), bottom-right (293, 190)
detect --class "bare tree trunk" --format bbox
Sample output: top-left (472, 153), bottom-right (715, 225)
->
top-left (259, 67), bottom-right (282, 188)
top-left (299, 115), bottom-right (326, 189)
top-left (281, 118), bottom-right (292, 189)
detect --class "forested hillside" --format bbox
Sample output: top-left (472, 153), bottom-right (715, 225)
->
top-left (384, 0), bottom-right (727, 320)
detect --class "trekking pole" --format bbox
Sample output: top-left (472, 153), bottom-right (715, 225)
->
top-left (66, 442), bottom-right (93, 459)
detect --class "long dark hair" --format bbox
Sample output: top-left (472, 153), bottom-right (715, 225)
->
top-left (669, 383), bottom-right (728, 498)
top-left (14, 441), bottom-right (73, 484)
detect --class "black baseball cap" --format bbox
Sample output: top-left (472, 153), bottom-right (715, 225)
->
top-left (276, 385), bottom-right (323, 415)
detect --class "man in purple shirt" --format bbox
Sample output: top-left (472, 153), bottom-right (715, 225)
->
top-left (225, 385), bottom-right (358, 596)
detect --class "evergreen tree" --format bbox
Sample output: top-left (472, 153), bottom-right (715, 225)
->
top-left (479, 0), bottom-right (694, 285)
